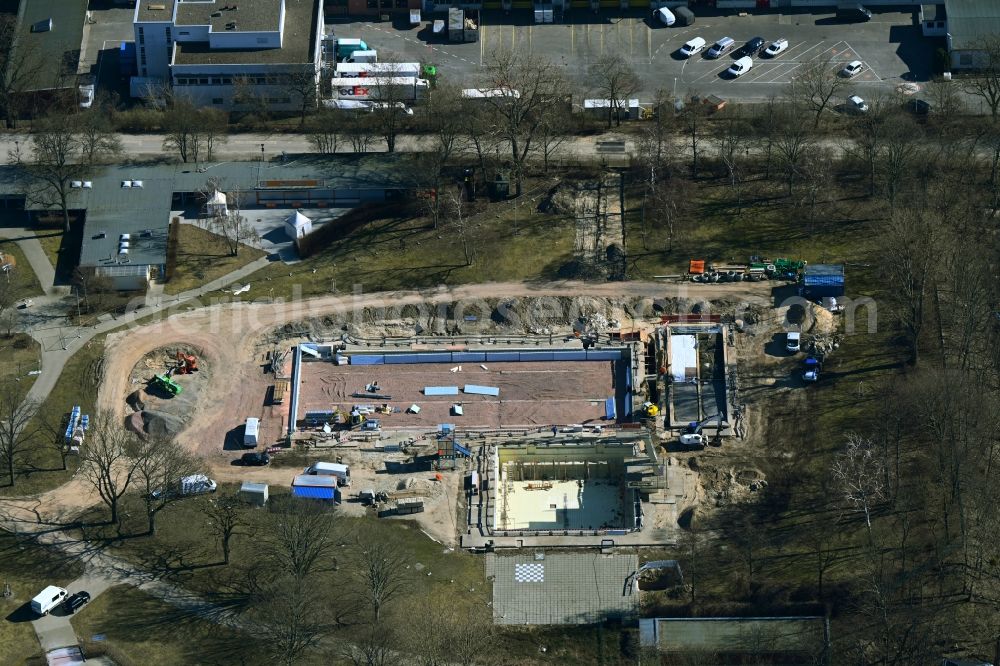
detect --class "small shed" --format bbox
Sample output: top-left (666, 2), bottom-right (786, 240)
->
top-left (206, 190), bottom-right (228, 217)
top-left (284, 211), bottom-right (313, 240)
top-left (240, 481), bottom-right (269, 506)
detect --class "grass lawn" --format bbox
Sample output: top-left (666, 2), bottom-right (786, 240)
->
top-left (72, 585), bottom-right (251, 666)
top-left (0, 240), bottom-right (44, 298)
top-left (0, 333), bottom-right (40, 398)
top-left (0, 333), bottom-right (107, 497)
top-left (256, 199), bottom-right (576, 299)
top-left (625, 176), bottom-right (875, 279)
top-left (164, 224), bottom-right (266, 295)
top-left (0, 532), bottom-right (85, 665)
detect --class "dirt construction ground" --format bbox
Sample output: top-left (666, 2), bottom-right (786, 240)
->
top-left (47, 279), bottom-right (773, 541)
top-left (299, 360), bottom-right (616, 428)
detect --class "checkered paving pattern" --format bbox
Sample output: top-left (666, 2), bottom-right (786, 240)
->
top-left (487, 552), bottom-right (639, 625)
top-left (514, 563), bottom-right (545, 583)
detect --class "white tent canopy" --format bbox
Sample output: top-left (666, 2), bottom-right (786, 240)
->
top-left (206, 190), bottom-right (228, 216)
top-left (284, 210), bottom-right (313, 240)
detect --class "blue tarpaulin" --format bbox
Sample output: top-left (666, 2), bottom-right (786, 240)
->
top-left (293, 486), bottom-right (339, 501)
top-left (605, 397), bottom-right (617, 420)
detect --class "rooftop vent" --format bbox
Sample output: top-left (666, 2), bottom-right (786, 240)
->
top-left (141, 229), bottom-right (153, 237)
top-left (121, 180), bottom-right (132, 188)
top-left (70, 180), bottom-right (82, 189)
top-left (132, 180), bottom-right (143, 188)
top-left (93, 231), bottom-right (106, 240)
top-left (147, 3), bottom-right (166, 10)
top-left (82, 181), bottom-right (92, 189)
top-left (211, 11), bottom-right (222, 17)
top-left (30, 19), bottom-right (52, 33)
top-left (120, 233), bottom-right (130, 241)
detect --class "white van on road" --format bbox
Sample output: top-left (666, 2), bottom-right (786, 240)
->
top-left (31, 586), bottom-right (68, 616)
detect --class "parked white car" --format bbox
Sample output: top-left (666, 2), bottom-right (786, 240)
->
top-left (786, 331), bottom-right (801, 353)
top-left (764, 38), bottom-right (788, 57)
top-left (727, 56), bottom-right (753, 78)
top-left (31, 586), bottom-right (68, 616)
top-left (655, 7), bottom-right (676, 26)
top-left (847, 95), bottom-right (869, 113)
top-left (841, 60), bottom-right (864, 77)
top-left (679, 37), bottom-right (706, 58)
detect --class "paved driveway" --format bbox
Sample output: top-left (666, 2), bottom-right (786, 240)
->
top-left (332, 7), bottom-right (935, 101)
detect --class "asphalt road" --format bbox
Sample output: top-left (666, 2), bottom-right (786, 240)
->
top-left (329, 7), bottom-right (936, 102)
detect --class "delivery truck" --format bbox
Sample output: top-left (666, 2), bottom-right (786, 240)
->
top-left (334, 62), bottom-right (422, 78)
top-left (331, 77), bottom-right (430, 103)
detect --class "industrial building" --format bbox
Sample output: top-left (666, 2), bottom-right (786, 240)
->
top-left (131, 0), bottom-right (323, 109)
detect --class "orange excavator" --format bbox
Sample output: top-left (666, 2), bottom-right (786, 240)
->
top-left (175, 351), bottom-right (199, 374)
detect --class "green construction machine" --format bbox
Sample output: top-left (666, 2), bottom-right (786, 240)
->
top-left (150, 374), bottom-right (182, 396)
top-left (749, 256), bottom-right (807, 279)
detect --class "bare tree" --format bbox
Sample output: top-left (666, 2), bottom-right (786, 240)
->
top-left (130, 435), bottom-right (201, 535)
top-left (588, 54), bottom-right (642, 128)
top-left (368, 60), bottom-right (414, 153)
top-left (773, 109), bottom-right (813, 196)
top-left (444, 187), bottom-right (474, 266)
top-left (162, 99), bottom-right (229, 163)
top-left (0, 382), bottom-right (37, 486)
top-left (79, 412), bottom-right (142, 525)
top-left (305, 109), bottom-right (342, 154)
top-left (832, 434), bottom-right (886, 542)
top-left (479, 50), bottom-right (569, 196)
top-left (204, 492), bottom-right (250, 565)
top-left (878, 112), bottom-right (921, 211)
top-left (253, 577), bottom-right (329, 666)
top-left (963, 37), bottom-right (1000, 122)
top-left (0, 15), bottom-right (45, 128)
top-left (263, 496), bottom-right (340, 580)
top-left (356, 540), bottom-right (411, 623)
top-left (285, 71), bottom-right (318, 127)
top-left (715, 114), bottom-right (750, 209)
top-left (421, 83), bottom-right (466, 227)
top-left (880, 209), bottom-right (941, 364)
top-left (342, 112), bottom-right (377, 153)
top-left (24, 115), bottom-right (83, 233)
top-left (848, 92), bottom-right (891, 196)
top-left (787, 55), bottom-right (847, 128)
top-left (635, 89), bottom-right (675, 183)
top-left (208, 185), bottom-right (259, 257)
top-left (678, 100), bottom-right (707, 178)
top-left (75, 113), bottom-right (123, 166)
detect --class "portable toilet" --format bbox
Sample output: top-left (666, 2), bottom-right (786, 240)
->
top-left (240, 481), bottom-right (269, 506)
top-left (244, 418), bottom-right (260, 447)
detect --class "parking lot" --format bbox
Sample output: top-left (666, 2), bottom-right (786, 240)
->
top-left (331, 7), bottom-right (934, 102)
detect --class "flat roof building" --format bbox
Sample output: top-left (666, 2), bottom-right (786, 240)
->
top-left (132, 0), bottom-right (323, 109)
top-left (944, 0), bottom-right (1000, 69)
top-left (0, 153), bottom-right (429, 289)
top-left (9, 0), bottom-right (87, 95)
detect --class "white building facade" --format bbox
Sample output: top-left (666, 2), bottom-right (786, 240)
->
top-left (133, 0), bottom-right (323, 110)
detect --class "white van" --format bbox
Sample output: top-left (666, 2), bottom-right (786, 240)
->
top-left (304, 462), bottom-right (351, 486)
top-left (707, 37), bottom-right (735, 59)
top-left (679, 37), bottom-right (706, 58)
top-left (655, 7), bottom-right (675, 26)
top-left (243, 418), bottom-right (259, 448)
top-left (31, 586), bottom-right (67, 616)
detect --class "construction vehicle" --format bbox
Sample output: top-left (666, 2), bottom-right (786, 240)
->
top-left (150, 374), bottom-right (182, 396)
top-left (678, 412), bottom-right (725, 447)
top-left (175, 351), bottom-right (198, 374)
top-left (639, 402), bottom-right (660, 418)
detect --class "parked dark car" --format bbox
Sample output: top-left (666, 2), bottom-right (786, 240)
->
top-left (736, 37), bottom-right (766, 58)
top-left (63, 591), bottom-right (91, 614)
top-left (906, 98), bottom-right (931, 115)
top-left (240, 452), bottom-right (271, 466)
